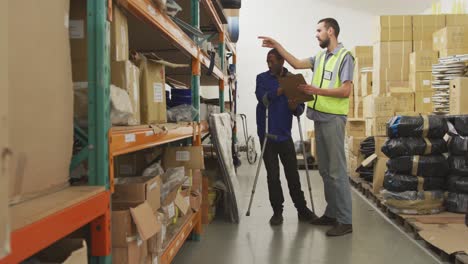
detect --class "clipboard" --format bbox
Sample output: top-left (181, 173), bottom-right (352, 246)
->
top-left (278, 74), bottom-right (315, 103)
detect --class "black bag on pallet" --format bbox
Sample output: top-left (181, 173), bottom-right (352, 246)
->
top-left (387, 116), bottom-right (448, 139)
top-left (452, 115), bottom-right (468, 136)
top-left (386, 155), bottom-right (449, 178)
top-left (360, 137), bottom-right (375, 157)
top-left (445, 192), bottom-right (468, 214)
top-left (447, 175), bottom-right (468, 194)
top-left (381, 138), bottom-right (448, 158)
top-left (448, 135), bottom-right (468, 155)
top-left (357, 166), bottom-right (374, 182)
top-left (448, 156), bottom-right (468, 177)
top-left (383, 172), bottom-right (446, 192)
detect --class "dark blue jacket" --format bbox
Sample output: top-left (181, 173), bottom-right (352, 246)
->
top-left (256, 68), bottom-right (304, 143)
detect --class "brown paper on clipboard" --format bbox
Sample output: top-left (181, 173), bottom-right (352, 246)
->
top-left (278, 74), bottom-right (315, 103)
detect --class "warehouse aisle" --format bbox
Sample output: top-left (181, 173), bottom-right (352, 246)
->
top-left (173, 159), bottom-right (441, 264)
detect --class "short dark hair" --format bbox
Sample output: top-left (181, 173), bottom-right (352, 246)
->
top-left (267, 49), bottom-right (284, 61)
top-left (318, 18), bottom-right (340, 38)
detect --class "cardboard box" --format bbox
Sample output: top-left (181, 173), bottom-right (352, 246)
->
top-left (347, 136), bottom-right (366, 156)
top-left (111, 61), bottom-right (141, 124)
top-left (353, 60), bottom-right (362, 98)
top-left (0, 0), bottom-right (9, 255)
top-left (410, 72), bottom-right (432, 92)
top-left (410, 51), bottom-right (439, 72)
top-left (114, 151), bottom-right (151, 178)
top-left (372, 158), bottom-right (389, 194)
top-left (449, 77), bottom-right (468, 115)
top-left (389, 91), bottom-right (415, 113)
top-left (346, 119), bottom-right (366, 137)
top-left (374, 136), bottom-right (388, 158)
top-left (36, 239), bottom-right (88, 264)
top-left (69, 0), bottom-right (87, 61)
top-left (348, 153), bottom-right (359, 178)
top-left (353, 104), bottom-right (363, 119)
top-left (163, 146), bottom-right (205, 170)
top-left (147, 231), bottom-right (163, 254)
top-left (375, 16), bottom-right (412, 42)
top-left (112, 209), bottom-right (138, 248)
top-left (373, 80), bottom-right (410, 96)
top-left (363, 95), bottom-right (395, 118)
top-left (361, 72), bottom-right (373, 97)
top-left (113, 240), bottom-right (148, 264)
top-left (415, 90), bottom-right (434, 114)
top-left (395, 111), bottom-right (419, 116)
top-left (351, 46), bottom-right (373, 67)
top-left (366, 117), bottom-right (392, 137)
top-left (373, 41), bottom-right (412, 74)
top-left (433, 27), bottom-right (468, 51)
top-left (111, 5), bottom-right (129, 61)
top-left (113, 176), bottom-right (162, 212)
top-left (8, 0), bottom-right (73, 203)
top-left (413, 40), bottom-right (435, 52)
top-left (137, 58), bottom-right (167, 124)
top-left (439, 48), bottom-right (468, 58)
top-left (412, 15), bottom-right (446, 41)
top-left (445, 14), bottom-right (468, 26)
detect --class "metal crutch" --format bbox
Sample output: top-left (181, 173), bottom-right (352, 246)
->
top-left (246, 107), bottom-right (277, 216)
top-left (296, 115), bottom-right (315, 212)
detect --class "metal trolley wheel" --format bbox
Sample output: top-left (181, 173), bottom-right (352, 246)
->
top-left (246, 135), bottom-right (257, 164)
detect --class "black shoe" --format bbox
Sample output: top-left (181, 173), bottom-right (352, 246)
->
top-left (310, 215), bottom-right (337, 226)
top-left (269, 213), bottom-right (284, 226)
top-left (298, 208), bottom-right (318, 222)
top-left (326, 223), bottom-right (353, 237)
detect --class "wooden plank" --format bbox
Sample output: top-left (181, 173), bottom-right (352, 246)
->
top-left (11, 186), bottom-right (105, 231)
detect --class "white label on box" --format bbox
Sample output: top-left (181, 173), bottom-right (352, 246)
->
top-left (125, 133), bottom-right (136, 143)
top-left (121, 25), bottom-right (127, 44)
top-left (73, 82), bottom-right (88, 89)
top-left (148, 5), bottom-right (157, 17)
top-left (137, 237), bottom-right (143, 247)
top-left (423, 97), bottom-right (431, 104)
top-left (145, 131), bottom-right (154, 137)
top-left (168, 203), bottom-right (176, 219)
top-left (423, 80), bottom-right (431, 86)
top-left (64, 14), bottom-right (69, 28)
top-left (176, 151), bottom-right (190, 161)
top-left (120, 165), bottom-right (133, 175)
top-left (153, 83), bottom-right (164, 103)
top-left (149, 181), bottom-right (158, 191)
top-left (69, 20), bottom-right (84, 39)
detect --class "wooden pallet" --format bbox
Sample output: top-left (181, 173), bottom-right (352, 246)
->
top-left (349, 176), bottom-right (468, 263)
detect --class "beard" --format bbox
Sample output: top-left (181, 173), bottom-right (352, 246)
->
top-left (319, 37), bottom-right (330, 49)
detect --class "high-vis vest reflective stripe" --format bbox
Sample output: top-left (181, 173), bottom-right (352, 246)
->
top-left (307, 47), bottom-right (351, 115)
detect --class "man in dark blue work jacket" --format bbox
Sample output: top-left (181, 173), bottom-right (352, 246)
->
top-left (256, 49), bottom-right (317, 225)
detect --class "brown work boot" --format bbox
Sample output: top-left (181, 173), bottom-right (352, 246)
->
top-left (310, 215), bottom-right (337, 226)
top-left (326, 223), bottom-right (353, 237)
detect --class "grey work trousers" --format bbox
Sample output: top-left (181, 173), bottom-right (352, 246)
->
top-left (315, 117), bottom-right (353, 224)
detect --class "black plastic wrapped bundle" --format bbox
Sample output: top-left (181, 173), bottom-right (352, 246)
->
top-left (448, 156), bottom-right (468, 177)
top-left (383, 172), bottom-right (446, 192)
top-left (448, 135), bottom-right (468, 155)
top-left (447, 175), bottom-right (468, 194)
top-left (357, 166), bottom-right (374, 182)
top-left (453, 115), bottom-right (468, 136)
top-left (386, 155), bottom-right (449, 178)
top-left (360, 137), bottom-right (375, 157)
top-left (445, 192), bottom-right (468, 213)
top-left (382, 138), bottom-right (448, 158)
top-left (387, 116), bottom-right (448, 139)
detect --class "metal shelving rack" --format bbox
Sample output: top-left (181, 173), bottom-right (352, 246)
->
top-left (0, 0), bottom-right (236, 262)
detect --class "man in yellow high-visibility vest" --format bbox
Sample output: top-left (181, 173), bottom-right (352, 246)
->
top-left (259, 17), bottom-right (354, 237)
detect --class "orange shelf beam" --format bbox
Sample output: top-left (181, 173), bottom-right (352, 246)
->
top-left (119, 0), bottom-right (224, 80)
top-left (200, 0), bottom-right (223, 33)
top-left (0, 190), bottom-right (111, 263)
top-left (160, 211), bottom-right (202, 264)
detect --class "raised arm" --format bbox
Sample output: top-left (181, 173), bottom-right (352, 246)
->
top-left (259, 36), bottom-right (312, 70)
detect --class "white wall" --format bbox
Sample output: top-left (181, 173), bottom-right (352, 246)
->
top-left (236, 0), bottom-right (434, 146)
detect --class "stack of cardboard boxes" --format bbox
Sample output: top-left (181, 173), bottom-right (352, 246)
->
top-left (409, 50), bottom-right (438, 114)
top-left (346, 119), bottom-right (366, 178)
top-left (112, 146), bottom-right (204, 263)
top-left (434, 15), bottom-right (468, 58)
top-left (350, 46), bottom-right (373, 118)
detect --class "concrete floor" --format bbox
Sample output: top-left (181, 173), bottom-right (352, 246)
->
top-left (173, 159), bottom-right (442, 264)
